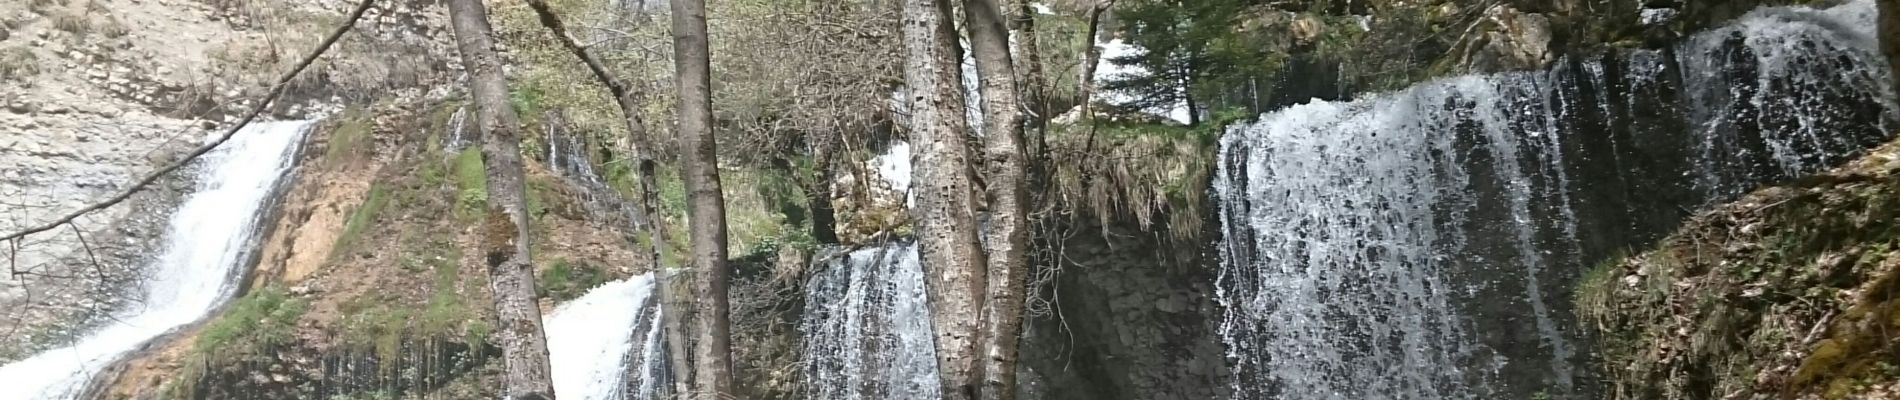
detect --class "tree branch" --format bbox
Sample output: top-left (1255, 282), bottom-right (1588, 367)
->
top-left (0, 0), bottom-right (376, 244)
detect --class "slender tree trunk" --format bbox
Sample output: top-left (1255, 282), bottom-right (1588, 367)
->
top-left (445, 0), bottom-right (556, 398)
top-left (1009, 0), bottom-right (1048, 162)
top-left (903, 0), bottom-right (988, 398)
top-left (516, 2), bottom-right (693, 394)
top-left (960, 0), bottom-right (1030, 399)
top-left (808, 137), bottom-right (841, 244)
top-left (669, 0), bottom-right (735, 398)
top-left (1180, 64), bottom-right (1199, 126)
top-left (649, 157), bottom-right (696, 399)
top-left (1076, 1), bottom-right (1114, 119)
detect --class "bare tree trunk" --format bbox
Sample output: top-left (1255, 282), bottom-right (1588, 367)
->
top-left (807, 136), bottom-right (840, 244)
top-left (903, 0), bottom-right (988, 398)
top-left (445, 0), bottom-right (556, 398)
top-left (516, 2), bottom-right (693, 394)
top-left (1076, 1), bottom-right (1114, 119)
top-left (670, 0), bottom-right (735, 398)
top-left (960, 0), bottom-right (1030, 399)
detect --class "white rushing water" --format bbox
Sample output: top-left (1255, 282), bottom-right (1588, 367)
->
top-left (1214, 0), bottom-right (1894, 398)
top-left (545, 273), bottom-right (666, 400)
top-left (0, 121), bottom-right (312, 399)
top-left (801, 242), bottom-right (939, 400)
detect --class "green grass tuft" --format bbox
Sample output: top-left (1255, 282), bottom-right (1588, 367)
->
top-left (453, 146), bottom-right (488, 220)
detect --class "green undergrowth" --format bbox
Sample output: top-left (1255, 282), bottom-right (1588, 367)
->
top-left (194, 286), bottom-right (307, 359)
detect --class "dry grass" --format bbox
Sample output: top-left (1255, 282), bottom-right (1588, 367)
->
top-left (96, 14), bottom-right (128, 38)
top-left (49, 12), bottom-right (89, 35)
top-left (26, 0), bottom-right (62, 13)
top-left (1044, 123), bottom-right (1214, 242)
top-left (0, 47), bottom-right (39, 80)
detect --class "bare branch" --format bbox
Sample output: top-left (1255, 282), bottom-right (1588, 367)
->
top-left (0, 0), bottom-right (377, 244)
top-left (65, 222), bottom-right (105, 283)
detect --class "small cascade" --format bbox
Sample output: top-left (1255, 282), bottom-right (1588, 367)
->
top-left (801, 242), bottom-right (939, 400)
top-left (540, 118), bottom-right (672, 399)
top-left (544, 273), bottom-right (667, 400)
top-left (0, 121), bottom-right (314, 399)
top-left (1214, 0), bottom-right (1895, 398)
top-left (441, 105), bottom-right (470, 153)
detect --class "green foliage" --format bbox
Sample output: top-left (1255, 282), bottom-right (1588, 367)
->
top-left (332, 183), bottom-right (390, 260)
top-left (1104, 0), bottom-right (1272, 120)
top-left (509, 86), bottom-right (547, 117)
top-left (195, 286), bottom-right (306, 358)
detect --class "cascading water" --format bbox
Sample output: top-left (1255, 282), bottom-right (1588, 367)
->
top-left (442, 105), bottom-right (471, 153)
top-left (1213, 1), bottom-right (1895, 398)
top-left (0, 121), bottom-right (313, 399)
top-left (541, 125), bottom-right (671, 400)
top-left (544, 273), bottom-right (668, 400)
top-left (800, 242), bottom-right (940, 400)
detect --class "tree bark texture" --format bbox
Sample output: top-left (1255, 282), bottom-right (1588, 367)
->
top-left (445, 0), bottom-right (556, 398)
top-left (669, 0), bottom-right (736, 398)
top-left (961, 0), bottom-right (1031, 399)
top-left (902, 0), bottom-right (989, 398)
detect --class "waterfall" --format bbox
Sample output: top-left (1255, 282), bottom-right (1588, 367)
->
top-left (0, 121), bottom-right (313, 399)
top-left (542, 124), bottom-right (670, 399)
top-left (801, 242), bottom-right (940, 400)
top-left (545, 273), bottom-right (667, 400)
top-left (442, 105), bottom-right (470, 153)
top-left (1213, 0), bottom-right (1895, 398)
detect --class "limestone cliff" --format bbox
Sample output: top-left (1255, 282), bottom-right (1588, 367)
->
top-left (0, 0), bottom-right (458, 362)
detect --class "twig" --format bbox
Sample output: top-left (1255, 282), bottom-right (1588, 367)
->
top-left (66, 222), bottom-right (106, 283)
top-left (0, 0), bottom-right (376, 244)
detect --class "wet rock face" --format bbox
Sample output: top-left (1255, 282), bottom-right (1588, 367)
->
top-left (1018, 217), bottom-right (1229, 400)
top-left (176, 339), bottom-right (500, 400)
top-left (1883, 0), bottom-right (1900, 88)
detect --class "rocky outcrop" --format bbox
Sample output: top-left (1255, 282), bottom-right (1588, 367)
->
top-left (1580, 138), bottom-right (1900, 399)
